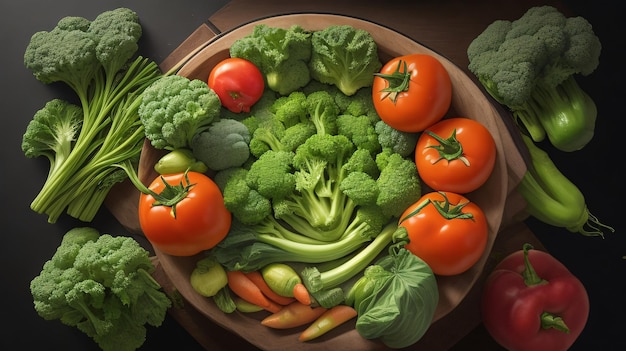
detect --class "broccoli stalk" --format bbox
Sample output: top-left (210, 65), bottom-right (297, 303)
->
top-left (299, 223), bottom-right (408, 308)
top-left (22, 8), bottom-right (164, 223)
top-left (467, 5), bottom-right (602, 152)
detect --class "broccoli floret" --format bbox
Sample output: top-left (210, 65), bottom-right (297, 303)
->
top-left (342, 148), bottom-right (380, 178)
top-left (220, 167), bottom-right (273, 225)
top-left (375, 151), bottom-right (422, 217)
top-left (87, 7), bottom-right (143, 78)
top-left (230, 24), bottom-right (312, 95)
top-left (191, 118), bottom-right (251, 172)
top-left (22, 99), bottom-right (83, 177)
top-left (248, 92), bottom-right (317, 157)
top-left (375, 120), bottom-right (419, 157)
top-left (309, 25), bottom-right (383, 96)
top-left (246, 150), bottom-right (296, 199)
top-left (337, 114), bottom-right (381, 154)
top-left (139, 75), bottom-right (222, 150)
top-left (30, 227), bottom-right (171, 351)
top-left (343, 87), bottom-right (380, 123)
top-left (467, 5), bottom-right (601, 151)
top-left (305, 90), bottom-right (340, 135)
top-left (22, 8), bottom-right (164, 223)
top-left (270, 91), bottom-right (308, 127)
top-left (340, 171), bottom-right (379, 206)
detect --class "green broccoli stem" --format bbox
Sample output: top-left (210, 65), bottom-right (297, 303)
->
top-left (256, 215), bottom-right (333, 245)
top-left (29, 57), bottom-right (162, 222)
top-left (529, 76), bottom-right (596, 152)
top-left (253, 220), bottom-right (380, 263)
top-left (312, 221), bottom-right (398, 289)
top-left (517, 134), bottom-right (614, 237)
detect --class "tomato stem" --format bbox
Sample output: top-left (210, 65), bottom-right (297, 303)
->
top-left (425, 129), bottom-right (470, 166)
top-left (399, 191), bottom-right (474, 223)
top-left (374, 60), bottom-right (411, 104)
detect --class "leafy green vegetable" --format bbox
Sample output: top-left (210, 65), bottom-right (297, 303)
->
top-left (22, 8), bottom-right (164, 223)
top-left (30, 227), bottom-right (171, 351)
top-left (309, 25), bottom-right (383, 96)
top-left (467, 5), bottom-right (601, 151)
top-left (346, 245), bottom-right (438, 349)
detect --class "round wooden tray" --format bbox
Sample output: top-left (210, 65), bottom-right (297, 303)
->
top-left (112, 13), bottom-right (515, 350)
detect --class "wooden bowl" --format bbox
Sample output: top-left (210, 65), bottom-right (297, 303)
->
top-left (120, 14), bottom-right (512, 350)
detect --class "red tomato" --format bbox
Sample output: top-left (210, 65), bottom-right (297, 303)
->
top-left (208, 57), bottom-right (264, 113)
top-left (372, 54), bottom-right (452, 132)
top-left (415, 117), bottom-right (496, 193)
top-left (399, 191), bottom-right (488, 276)
top-left (139, 171), bottom-right (231, 256)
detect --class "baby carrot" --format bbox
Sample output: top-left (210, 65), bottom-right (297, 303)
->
top-left (292, 282), bottom-right (311, 306)
top-left (244, 271), bottom-right (296, 306)
top-left (261, 301), bottom-right (328, 329)
top-left (298, 305), bottom-right (358, 342)
top-left (227, 270), bottom-right (272, 309)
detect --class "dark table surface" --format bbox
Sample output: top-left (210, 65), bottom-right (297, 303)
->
top-left (1, 1), bottom-right (623, 350)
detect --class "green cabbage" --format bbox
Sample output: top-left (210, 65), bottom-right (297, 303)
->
top-left (350, 248), bottom-right (438, 348)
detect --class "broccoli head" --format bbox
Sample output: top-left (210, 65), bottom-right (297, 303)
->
top-left (87, 8), bottom-right (143, 77)
top-left (139, 75), bottom-right (222, 150)
top-left (24, 16), bottom-right (99, 95)
top-left (30, 227), bottom-right (171, 351)
top-left (467, 5), bottom-right (601, 151)
top-left (22, 99), bottom-right (83, 177)
top-left (191, 118), bottom-right (251, 172)
top-left (375, 120), bottom-right (419, 157)
top-left (230, 24), bottom-right (313, 95)
top-left (375, 151), bottom-right (422, 217)
top-left (220, 167), bottom-right (273, 225)
top-left (309, 25), bottom-right (383, 96)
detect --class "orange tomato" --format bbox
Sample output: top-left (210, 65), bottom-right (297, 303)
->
top-left (415, 117), bottom-right (496, 193)
top-left (399, 191), bottom-right (488, 276)
top-left (372, 54), bottom-right (452, 132)
top-left (139, 171), bottom-right (231, 256)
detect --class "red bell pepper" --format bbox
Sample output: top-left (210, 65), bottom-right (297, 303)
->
top-left (481, 243), bottom-right (589, 351)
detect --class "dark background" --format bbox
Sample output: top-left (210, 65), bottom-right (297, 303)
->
top-left (1, 1), bottom-right (622, 350)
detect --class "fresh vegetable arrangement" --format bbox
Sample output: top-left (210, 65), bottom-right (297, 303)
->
top-left (30, 227), bottom-right (171, 351)
top-left (25, 4), bottom-right (613, 351)
top-left (482, 244), bottom-right (589, 351)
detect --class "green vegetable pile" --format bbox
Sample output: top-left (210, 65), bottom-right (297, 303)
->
top-left (30, 227), bottom-right (171, 351)
top-left (229, 24), bottom-right (382, 96)
top-left (21, 8), bottom-right (164, 223)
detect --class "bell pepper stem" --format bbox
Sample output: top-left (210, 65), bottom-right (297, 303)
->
top-left (521, 243), bottom-right (546, 286)
top-left (522, 243), bottom-right (571, 333)
top-left (540, 312), bottom-right (570, 333)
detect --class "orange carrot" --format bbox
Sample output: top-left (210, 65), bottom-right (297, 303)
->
top-left (298, 305), bottom-right (358, 342)
top-left (261, 301), bottom-right (328, 329)
top-left (227, 270), bottom-right (272, 309)
top-left (292, 282), bottom-right (311, 306)
top-left (245, 271), bottom-right (296, 306)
